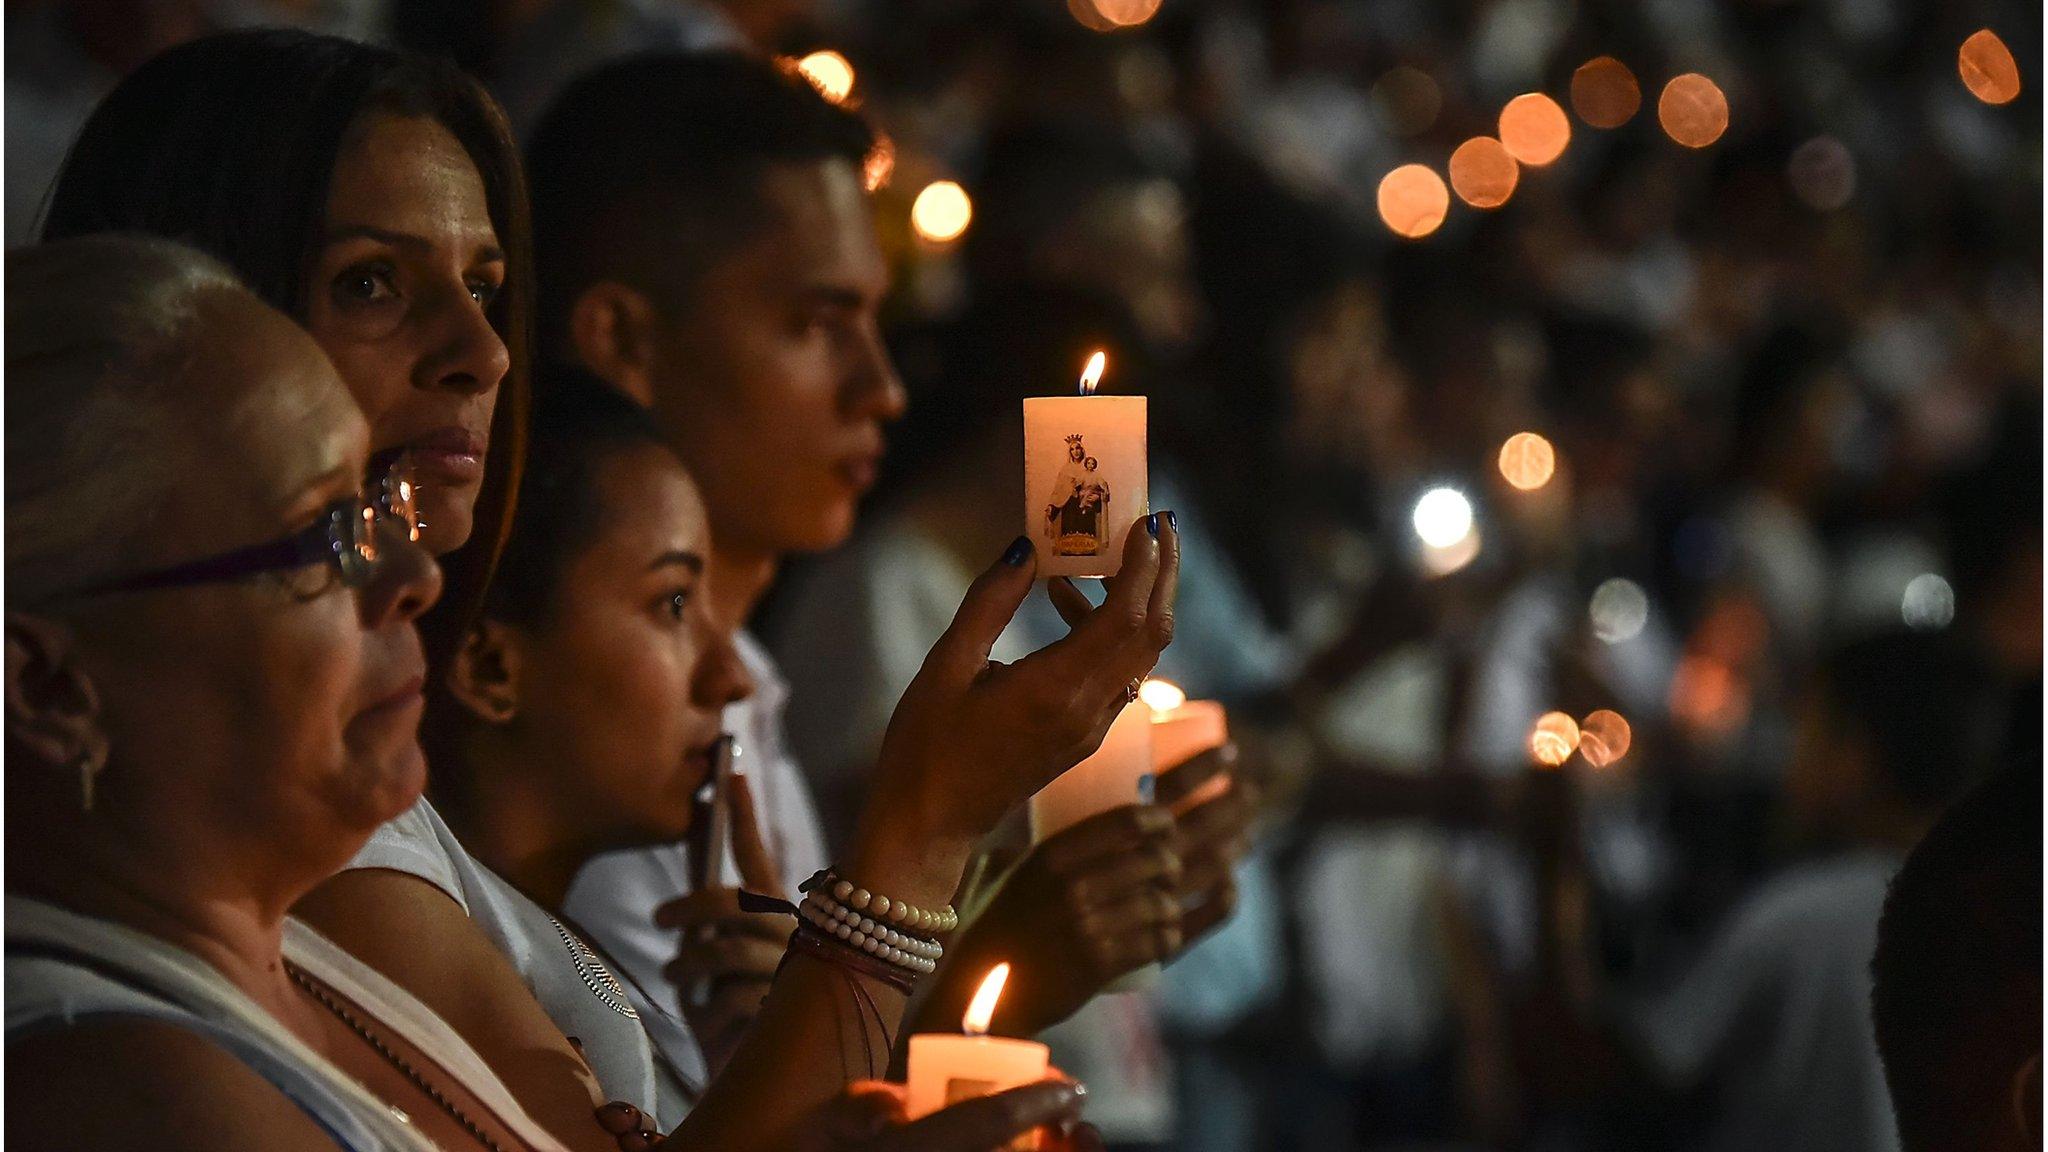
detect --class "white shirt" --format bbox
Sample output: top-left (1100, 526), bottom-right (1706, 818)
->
top-left (348, 798), bottom-right (692, 1128)
top-left (561, 632), bottom-right (829, 1095)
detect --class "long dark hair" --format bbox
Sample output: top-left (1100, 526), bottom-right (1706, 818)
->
top-left (40, 27), bottom-right (532, 680)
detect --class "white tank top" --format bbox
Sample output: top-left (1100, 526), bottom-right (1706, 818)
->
top-left (348, 797), bottom-right (692, 1128)
top-left (5, 894), bottom-right (567, 1152)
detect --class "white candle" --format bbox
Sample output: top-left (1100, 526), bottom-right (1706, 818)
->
top-left (1028, 699), bottom-right (1154, 843)
top-left (1139, 679), bottom-right (1231, 813)
top-left (1024, 351), bottom-right (1148, 579)
top-left (906, 964), bottom-right (1052, 1145)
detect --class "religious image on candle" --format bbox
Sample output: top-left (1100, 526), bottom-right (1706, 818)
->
top-left (1024, 351), bottom-right (1148, 579)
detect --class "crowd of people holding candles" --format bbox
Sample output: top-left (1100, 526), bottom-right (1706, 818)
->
top-left (2, 1), bottom-right (2040, 1150)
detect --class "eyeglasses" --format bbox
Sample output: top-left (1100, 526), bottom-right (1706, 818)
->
top-left (72, 459), bottom-right (424, 598)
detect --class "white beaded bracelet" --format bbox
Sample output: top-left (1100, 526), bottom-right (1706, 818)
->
top-left (804, 894), bottom-right (944, 960)
top-left (821, 873), bottom-right (959, 934)
top-left (798, 899), bottom-right (939, 974)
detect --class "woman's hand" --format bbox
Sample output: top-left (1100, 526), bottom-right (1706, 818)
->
top-left (931, 805), bottom-right (1185, 1036)
top-left (847, 514), bottom-right (1179, 907)
top-left (1155, 744), bottom-right (1260, 947)
top-left (657, 773), bottom-right (793, 1075)
top-left (798, 1079), bottom-right (1101, 1152)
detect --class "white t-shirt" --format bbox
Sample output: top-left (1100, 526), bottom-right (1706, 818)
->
top-left (1629, 853), bottom-right (1903, 1152)
top-left (348, 797), bottom-right (693, 1129)
top-left (561, 632), bottom-right (829, 1095)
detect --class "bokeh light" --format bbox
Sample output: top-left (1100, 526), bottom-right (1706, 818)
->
top-left (1449, 138), bottom-right (1520, 209)
top-left (1497, 431), bottom-right (1556, 490)
top-left (1377, 164), bottom-right (1450, 239)
top-left (1071, 0), bottom-right (1164, 29)
top-left (1570, 57), bottom-right (1641, 129)
top-left (1901, 573), bottom-right (1956, 631)
top-left (1659, 74), bottom-right (1729, 149)
top-left (1139, 678), bottom-right (1187, 714)
top-left (911, 180), bottom-right (973, 243)
top-left (1420, 530), bottom-right (1483, 577)
top-left (1958, 30), bottom-right (2022, 105)
top-left (1589, 578), bottom-right (1649, 643)
top-left (795, 50), bottom-right (856, 104)
top-left (1578, 710), bottom-right (1633, 768)
top-left (1412, 486), bottom-right (1475, 548)
top-left (1530, 711), bottom-right (1581, 767)
top-left (1374, 66), bottom-right (1443, 137)
top-left (1498, 93), bottom-right (1571, 166)
top-left (1787, 136), bottom-right (1855, 210)
top-left (863, 133), bottom-right (896, 193)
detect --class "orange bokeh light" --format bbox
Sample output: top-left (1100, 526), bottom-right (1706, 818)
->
top-left (1578, 710), bottom-right (1633, 768)
top-left (1530, 711), bottom-right (1581, 767)
top-left (1449, 137), bottom-right (1520, 209)
top-left (794, 50), bottom-right (855, 104)
top-left (1659, 74), bottom-right (1729, 149)
top-left (1570, 57), bottom-right (1641, 129)
top-left (1958, 30), bottom-right (2022, 105)
top-left (1377, 164), bottom-right (1450, 239)
top-left (863, 134), bottom-right (895, 193)
top-left (1498, 432), bottom-right (1556, 490)
top-left (1498, 93), bottom-right (1571, 166)
top-left (911, 181), bottom-right (973, 243)
top-left (1071, 0), bottom-right (1163, 29)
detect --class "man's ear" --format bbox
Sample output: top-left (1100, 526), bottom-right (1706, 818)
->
top-left (567, 281), bottom-right (665, 408)
top-left (5, 611), bottom-right (107, 772)
top-left (445, 620), bottom-right (524, 725)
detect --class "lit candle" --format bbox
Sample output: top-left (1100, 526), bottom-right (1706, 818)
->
top-left (1024, 351), bottom-right (1149, 579)
top-left (906, 964), bottom-right (1052, 1144)
top-left (1028, 699), bottom-right (1154, 842)
top-left (1139, 679), bottom-right (1231, 812)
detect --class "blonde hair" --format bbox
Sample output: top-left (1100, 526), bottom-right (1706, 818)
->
top-left (6, 236), bottom-right (246, 603)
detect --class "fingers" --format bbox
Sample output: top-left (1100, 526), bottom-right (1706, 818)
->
top-left (654, 890), bottom-right (794, 940)
top-left (870, 1079), bottom-right (1086, 1152)
top-left (803, 1081), bottom-right (908, 1149)
top-left (662, 934), bottom-right (788, 984)
top-left (928, 536), bottom-right (1038, 682)
top-left (1032, 804), bottom-right (1179, 875)
top-left (1154, 743), bottom-right (1237, 809)
top-left (729, 771), bottom-right (784, 898)
top-left (1046, 576), bottom-right (1093, 630)
top-left (1082, 888), bottom-right (1184, 969)
top-left (1144, 511), bottom-right (1180, 649)
top-left (1090, 514), bottom-right (1165, 661)
top-left (1178, 876), bottom-right (1239, 946)
top-left (1175, 778), bottom-right (1258, 858)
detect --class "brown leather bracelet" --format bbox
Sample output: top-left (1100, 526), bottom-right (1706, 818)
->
top-left (784, 923), bottom-right (922, 995)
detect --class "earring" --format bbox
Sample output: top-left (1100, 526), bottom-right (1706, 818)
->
top-left (76, 753), bottom-right (100, 813)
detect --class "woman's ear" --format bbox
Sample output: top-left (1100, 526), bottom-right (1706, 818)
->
top-left (567, 281), bottom-right (664, 408)
top-left (446, 621), bottom-right (524, 725)
top-left (5, 612), bottom-right (107, 772)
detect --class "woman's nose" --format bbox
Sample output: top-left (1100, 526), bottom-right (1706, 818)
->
top-left (692, 629), bottom-right (755, 712)
top-left (357, 519), bottom-right (443, 628)
top-left (414, 283), bottom-right (510, 397)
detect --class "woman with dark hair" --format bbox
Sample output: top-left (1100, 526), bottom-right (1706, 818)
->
top-left (40, 26), bottom-right (531, 667)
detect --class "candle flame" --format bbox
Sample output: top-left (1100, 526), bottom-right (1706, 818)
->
top-left (1078, 351), bottom-right (1107, 395)
top-left (963, 963), bottom-right (1010, 1035)
top-left (1138, 678), bottom-right (1186, 715)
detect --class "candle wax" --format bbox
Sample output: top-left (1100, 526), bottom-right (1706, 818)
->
top-left (906, 1032), bottom-right (1052, 1148)
top-left (1030, 700), bottom-right (1154, 842)
top-left (1024, 395), bottom-right (1148, 578)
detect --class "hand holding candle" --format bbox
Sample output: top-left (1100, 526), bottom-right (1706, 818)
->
top-left (1139, 679), bottom-right (1231, 812)
top-left (906, 964), bottom-right (1053, 1148)
top-left (1024, 351), bottom-right (1148, 579)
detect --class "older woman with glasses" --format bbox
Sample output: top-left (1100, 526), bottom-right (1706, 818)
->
top-left (3, 235), bottom-right (556, 1152)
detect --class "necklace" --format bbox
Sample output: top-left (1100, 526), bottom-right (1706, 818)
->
top-left (284, 959), bottom-right (510, 1152)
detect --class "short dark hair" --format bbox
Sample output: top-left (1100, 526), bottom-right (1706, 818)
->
top-left (41, 28), bottom-right (534, 679)
top-left (524, 50), bottom-right (876, 353)
top-left (1871, 758), bottom-right (2042, 1152)
top-left (1817, 628), bottom-right (2005, 809)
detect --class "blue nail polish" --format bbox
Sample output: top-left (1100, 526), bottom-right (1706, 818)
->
top-left (1146, 513), bottom-right (1160, 537)
top-left (1165, 510), bottom-right (1178, 532)
top-left (1002, 536), bottom-right (1033, 566)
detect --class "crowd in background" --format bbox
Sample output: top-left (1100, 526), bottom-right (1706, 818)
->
top-left (8, 1), bottom-right (2041, 1150)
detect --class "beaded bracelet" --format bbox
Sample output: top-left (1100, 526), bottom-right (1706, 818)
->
top-left (800, 893), bottom-right (944, 962)
top-left (798, 897), bottom-right (940, 975)
top-left (800, 868), bottom-right (960, 934)
top-left (785, 922), bottom-right (922, 996)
